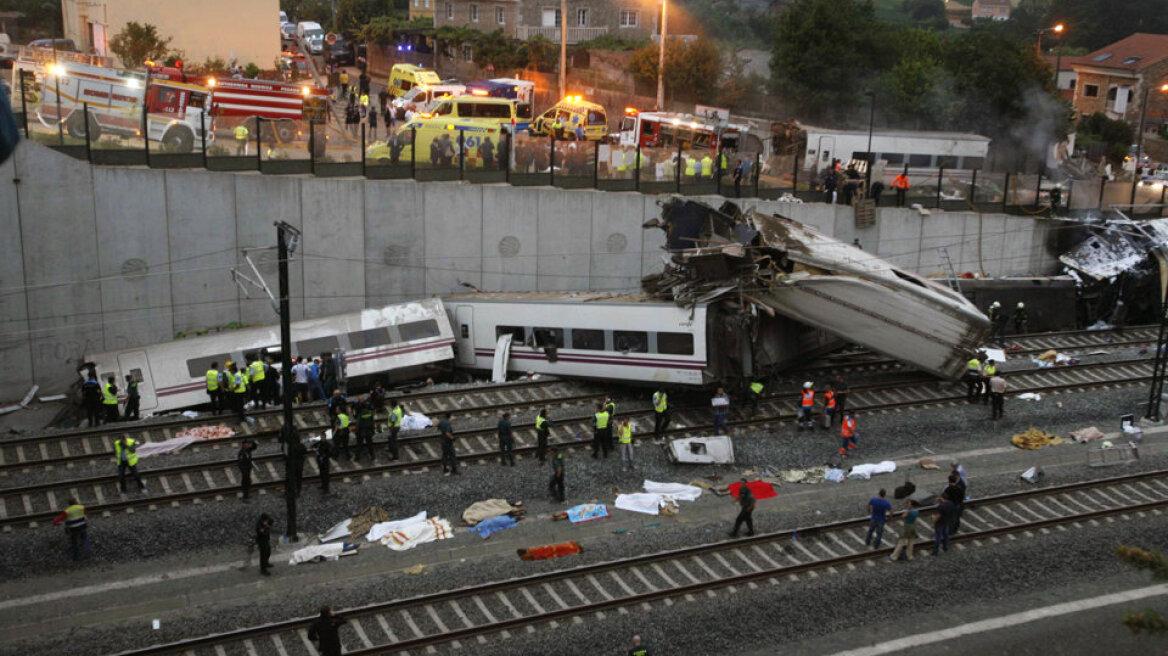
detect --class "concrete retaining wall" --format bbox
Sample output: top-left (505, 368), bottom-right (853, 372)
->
top-left (0, 142), bottom-right (1061, 396)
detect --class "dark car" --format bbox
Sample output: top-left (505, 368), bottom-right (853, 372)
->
top-left (28, 38), bottom-right (77, 52)
top-left (325, 37), bottom-right (353, 66)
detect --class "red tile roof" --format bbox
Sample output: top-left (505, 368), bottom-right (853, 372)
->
top-left (1077, 33), bottom-right (1168, 72)
top-left (1044, 55), bottom-right (1090, 72)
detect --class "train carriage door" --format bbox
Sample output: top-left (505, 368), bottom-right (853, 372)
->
top-left (117, 351), bottom-right (157, 411)
top-left (817, 136), bottom-right (835, 171)
top-left (454, 305), bottom-right (475, 366)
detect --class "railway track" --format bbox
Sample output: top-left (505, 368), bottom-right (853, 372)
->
top-left (0, 356), bottom-right (1154, 530)
top-left (111, 470), bottom-right (1168, 656)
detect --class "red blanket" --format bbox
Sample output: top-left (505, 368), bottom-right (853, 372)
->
top-left (729, 480), bottom-right (777, 501)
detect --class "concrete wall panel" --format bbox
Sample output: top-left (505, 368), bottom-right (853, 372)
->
top-left (300, 178), bottom-right (366, 317)
top-left (481, 186), bottom-right (538, 292)
top-left (640, 194), bottom-right (668, 281)
top-left (165, 170), bottom-right (239, 336)
top-left (0, 155), bottom-right (32, 392)
top-left (873, 210), bottom-right (922, 271)
top-left (235, 175), bottom-right (304, 325)
top-left (591, 192), bottom-right (644, 291)
top-left (365, 180), bottom-right (426, 306)
top-left (423, 184), bottom-right (482, 294)
top-left (536, 189), bottom-right (592, 291)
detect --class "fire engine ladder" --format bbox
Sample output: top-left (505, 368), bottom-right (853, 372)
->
top-left (937, 247), bottom-right (962, 294)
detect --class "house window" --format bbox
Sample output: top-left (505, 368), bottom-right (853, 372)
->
top-left (1084, 84), bottom-right (1099, 97)
top-left (496, 7), bottom-right (505, 23)
top-left (1107, 87), bottom-right (1117, 101)
top-left (542, 8), bottom-right (561, 27)
top-left (577, 8), bottom-right (588, 26)
top-left (469, 3), bottom-right (478, 21)
top-left (462, 43), bottom-right (473, 61)
top-left (424, 0), bottom-right (430, 7)
top-left (1069, 78), bottom-right (1076, 90)
top-left (445, 2), bottom-right (453, 19)
top-left (619, 9), bottom-right (639, 27)
top-left (413, 0), bottom-right (418, 7)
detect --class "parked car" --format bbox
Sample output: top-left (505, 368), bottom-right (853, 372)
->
top-left (280, 22), bottom-right (297, 40)
top-left (28, 38), bottom-right (77, 51)
top-left (326, 37), bottom-right (353, 66)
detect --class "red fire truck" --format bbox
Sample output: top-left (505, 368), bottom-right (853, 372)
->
top-left (205, 76), bottom-right (329, 151)
top-left (616, 108), bottom-right (742, 151)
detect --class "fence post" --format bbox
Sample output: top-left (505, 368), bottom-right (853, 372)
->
top-left (969, 169), bottom-right (978, 210)
top-left (592, 139), bottom-right (599, 190)
top-left (54, 75), bottom-right (63, 145)
top-left (458, 130), bottom-right (465, 180)
top-left (309, 121), bottom-right (315, 175)
top-left (255, 117), bottom-right (262, 170)
top-left (549, 136), bottom-right (556, 187)
top-left (410, 127), bottom-right (417, 180)
top-left (201, 112), bottom-right (208, 169)
top-left (1003, 173), bottom-right (1011, 213)
top-left (19, 70), bottom-right (30, 137)
top-left (361, 123), bottom-right (367, 177)
top-left (676, 142), bottom-right (683, 194)
top-left (933, 166), bottom-right (942, 208)
top-left (83, 103), bottom-right (91, 161)
top-left (635, 144), bottom-right (642, 193)
top-left (1160, 184), bottom-right (1167, 217)
top-left (754, 151), bottom-right (761, 198)
top-left (716, 149), bottom-right (723, 197)
top-left (504, 129), bottom-right (511, 184)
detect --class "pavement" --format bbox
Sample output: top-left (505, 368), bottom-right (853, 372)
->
top-left (1, 421), bottom-right (1162, 641)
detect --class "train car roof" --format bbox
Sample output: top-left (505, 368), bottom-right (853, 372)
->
top-left (799, 124), bottom-right (990, 143)
top-left (441, 291), bottom-right (704, 307)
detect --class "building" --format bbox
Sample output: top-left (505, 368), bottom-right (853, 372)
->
top-left (1071, 33), bottom-right (1168, 124)
top-left (434, 0), bottom-right (658, 44)
top-left (1045, 54), bottom-right (1087, 102)
top-left (410, 0), bottom-right (436, 22)
top-left (60, 0), bottom-right (280, 69)
top-left (971, 0), bottom-right (1011, 21)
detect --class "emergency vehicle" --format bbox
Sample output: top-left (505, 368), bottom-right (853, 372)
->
top-left (617, 108), bottom-right (741, 151)
top-left (391, 83), bottom-right (465, 121)
top-left (530, 95), bottom-right (608, 141)
top-left (465, 78), bottom-right (535, 105)
top-left (205, 75), bottom-right (329, 148)
top-left (388, 63), bottom-right (441, 98)
top-left (31, 59), bottom-right (211, 152)
top-left (366, 96), bottom-right (529, 165)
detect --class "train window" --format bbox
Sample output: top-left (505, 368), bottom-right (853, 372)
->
top-left (186, 354), bottom-right (231, 378)
top-left (883, 153), bottom-right (904, 165)
top-left (656, 332), bottom-right (694, 355)
top-left (533, 327), bottom-right (564, 348)
top-left (570, 328), bottom-right (605, 350)
top-left (399, 319), bottom-right (442, 342)
top-left (348, 328), bottom-right (392, 349)
top-left (296, 336), bottom-right (340, 358)
top-left (963, 157), bottom-right (984, 170)
top-left (908, 153), bottom-right (932, 167)
top-left (614, 330), bottom-right (648, 353)
top-left (129, 368), bottom-right (144, 383)
top-left (937, 155), bottom-right (958, 169)
top-left (496, 325), bottom-right (526, 343)
top-left (461, 324), bottom-right (469, 338)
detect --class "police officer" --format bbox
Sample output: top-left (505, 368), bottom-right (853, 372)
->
top-left (729, 477), bottom-right (756, 537)
top-left (122, 374), bottom-right (140, 420)
top-left (548, 448), bottom-right (565, 502)
top-left (603, 396), bottom-right (617, 452)
top-left (288, 437), bottom-right (307, 496)
top-left (238, 439), bottom-right (257, 500)
top-left (617, 418), bottom-right (635, 472)
top-left (255, 513), bottom-right (274, 575)
top-left (438, 413), bottom-right (458, 476)
top-left (229, 362), bottom-right (248, 421)
top-left (332, 405), bottom-right (352, 460)
top-left (652, 388), bottom-right (669, 440)
top-left (52, 498), bottom-right (88, 560)
top-left (102, 375), bottom-right (120, 424)
top-left (234, 122), bottom-right (250, 156)
top-left (114, 435), bottom-right (146, 493)
top-left (81, 368), bottom-right (103, 427)
top-left (965, 353), bottom-right (984, 403)
top-left (1013, 302), bottom-right (1029, 334)
top-left (248, 353), bottom-right (266, 409)
top-left (981, 359), bottom-right (998, 405)
top-left (534, 407), bottom-right (551, 462)
top-left (498, 411), bottom-right (515, 466)
top-left (315, 435), bottom-right (334, 494)
top-left (748, 379), bottom-right (764, 417)
top-left (386, 399), bottom-right (403, 460)
top-left (355, 397), bottom-right (376, 461)
top-left (206, 361), bottom-right (222, 415)
top-left (591, 403), bottom-right (611, 459)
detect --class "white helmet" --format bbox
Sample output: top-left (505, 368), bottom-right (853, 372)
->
top-left (803, 381), bottom-right (813, 389)
top-left (1017, 302), bottom-right (1024, 308)
top-left (992, 301), bottom-right (1001, 308)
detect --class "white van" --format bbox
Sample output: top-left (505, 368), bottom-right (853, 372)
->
top-left (296, 21), bottom-right (322, 40)
top-left (392, 83), bottom-right (466, 120)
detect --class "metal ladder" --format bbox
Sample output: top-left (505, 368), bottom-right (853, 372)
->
top-left (937, 247), bottom-right (962, 294)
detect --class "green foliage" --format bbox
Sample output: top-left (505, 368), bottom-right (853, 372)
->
top-left (244, 63), bottom-right (262, 79)
top-left (575, 34), bottom-right (648, 52)
top-left (520, 35), bottom-right (557, 73)
top-left (198, 57), bottom-right (230, 76)
top-left (672, 0), bottom-right (777, 48)
top-left (629, 37), bottom-right (723, 104)
top-left (335, 0), bottom-right (397, 32)
top-left (280, 0), bottom-right (332, 25)
top-left (359, 15), bottom-right (432, 44)
top-left (1116, 545), bottom-right (1168, 635)
top-left (108, 22), bottom-right (173, 69)
top-left (1013, 0), bottom-right (1168, 52)
top-left (472, 30), bottom-right (526, 72)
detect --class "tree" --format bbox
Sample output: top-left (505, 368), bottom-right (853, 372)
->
top-left (1077, 112), bottom-right (1135, 166)
top-left (280, 0), bottom-right (332, 25)
top-left (1117, 545), bottom-right (1168, 635)
top-left (628, 36), bottom-right (723, 104)
top-left (108, 22), bottom-right (173, 68)
top-left (335, 0), bottom-right (396, 32)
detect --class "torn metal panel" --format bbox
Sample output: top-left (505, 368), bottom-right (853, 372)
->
top-left (667, 436), bottom-right (735, 464)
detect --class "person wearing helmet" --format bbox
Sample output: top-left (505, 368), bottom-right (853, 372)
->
top-left (797, 382), bottom-right (815, 431)
top-left (987, 301), bottom-right (1006, 346)
top-left (1013, 302), bottom-right (1028, 334)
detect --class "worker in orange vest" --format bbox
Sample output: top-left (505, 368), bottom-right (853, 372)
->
top-left (822, 385), bottom-right (837, 429)
top-left (892, 171), bottom-right (910, 207)
top-left (840, 411), bottom-right (857, 456)
top-left (797, 381), bottom-right (815, 432)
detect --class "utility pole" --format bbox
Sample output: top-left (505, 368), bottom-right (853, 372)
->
top-left (656, 0), bottom-right (667, 111)
top-left (558, 0), bottom-right (567, 99)
top-left (275, 220), bottom-right (301, 542)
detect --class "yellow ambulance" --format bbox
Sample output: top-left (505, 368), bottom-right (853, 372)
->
top-left (387, 64), bottom-right (442, 98)
top-left (366, 96), bottom-right (532, 166)
top-left (530, 96), bottom-right (608, 141)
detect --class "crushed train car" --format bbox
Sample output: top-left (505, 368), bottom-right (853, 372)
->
top-left (643, 198), bottom-right (990, 381)
top-left (1058, 214), bottom-right (1167, 327)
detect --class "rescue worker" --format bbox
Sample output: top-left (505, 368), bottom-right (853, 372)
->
top-left (591, 403), bottom-right (612, 459)
top-left (839, 411), bottom-right (857, 457)
top-left (684, 154), bottom-right (697, 181)
top-left (628, 635), bottom-right (651, 656)
top-left (729, 477), bottom-right (756, 537)
top-left (988, 301), bottom-right (1006, 345)
top-left (308, 606), bottom-right (347, 656)
top-left (833, 374), bottom-right (850, 417)
top-left (386, 398), bottom-right (403, 460)
top-left (368, 380), bottom-right (386, 414)
top-left (748, 379), bottom-right (764, 417)
top-left (229, 362), bottom-right (248, 421)
top-left (797, 382), bottom-right (815, 431)
top-left (548, 448), bottom-right (565, 502)
top-left (332, 405), bottom-right (352, 460)
top-left (603, 395), bottom-right (617, 453)
top-left (338, 70), bottom-right (349, 99)
top-left (114, 434), bottom-right (146, 493)
top-left (438, 413), bottom-right (459, 476)
top-left (892, 170), bottom-right (910, 207)
top-left (497, 411), bottom-right (515, 466)
top-left (535, 407), bottom-right (551, 462)
top-left (822, 384), bottom-right (837, 430)
top-left (102, 375), bottom-right (120, 424)
top-left (238, 439), bottom-right (257, 500)
top-left (122, 374), bottom-right (140, 420)
top-left (604, 395), bottom-right (617, 420)
top-left (256, 513), bottom-right (274, 575)
top-left (81, 368), bottom-right (102, 427)
top-left (981, 359), bottom-right (998, 405)
top-left (327, 388), bottom-right (347, 418)
top-left (701, 153), bottom-right (714, 181)
top-left (990, 372), bottom-right (1007, 420)
top-left (1013, 302), bottom-right (1029, 334)
top-left (248, 353), bottom-right (266, 409)
top-left (234, 123), bottom-right (250, 156)
top-left (315, 434), bottom-right (334, 494)
top-left (264, 355), bottom-right (280, 406)
top-left (205, 361), bottom-right (222, 415)
top-left (965, 353), bottom-right (984, 403)
top-left (652, 388), bottom-right (669, 440)
top-left (552, 115), bottom-right (564, 140)
top-left (617, 418), bottom-right (635, 472)
top-left (712, 388), bottom-right (730, 435)
top-left (52, 498), bottom-right (88, 561)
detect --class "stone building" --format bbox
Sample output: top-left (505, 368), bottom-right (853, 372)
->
top-left (434, 0), bottom-right (658, 44)
top-left (1071, 33), bottom-right (1168, 125)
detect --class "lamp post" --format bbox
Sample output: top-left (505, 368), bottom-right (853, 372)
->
top-left (1130, 83), bottom-right (1168, 208)
top-left (656, 0), bottom-right (668, 111)
top-left (1035, 23), bottom-right (1064, 56)
top-left (864, 91), bottom-right (875, 187)
top-left (558, 0), bottom-right (567, 99)
top-left (275, 220), bottom-right (301, 542)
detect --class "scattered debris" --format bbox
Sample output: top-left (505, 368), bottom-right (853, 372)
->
top-left (0, 405), bottom-right (23, 416)
top-left (1069, 426), bottom-right (1105, 443)
top-left (1017, 393), bottom-right (1043, 401)
top-left (667, 436), bottom-right (735, 464)
top-left (918, 459), bottom-right (941, 470)
top-left (175, 425), bottom-right (236, 440)
top-left (19, 385), bottom-right (38, 408)
top-left (1021, 466), bottom-right (1044, 484)
top-left (824, 468), bottom-right (846, 483)
top-left (1011, 427), bottom-right (1066, 450)
top-left (518, 541), bottom-right (582, 561)
top-left (38, 394), bottom-right (67, 403)
top-left (402, 564), bottom-right (426, 575)
top-left (847, 461), bottom-right (897, 480)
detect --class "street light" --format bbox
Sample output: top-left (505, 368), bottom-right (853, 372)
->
top-left (1036, 23), bottom-right (1064, 55)
top-left (864, 91), bottom-right (875, 188)
top-left (275, 220), bottom-right (301, 542)
top-left (656, 0), bottom-right (668, 111)
top-left (1130, 83), bottom-right (1168, 208)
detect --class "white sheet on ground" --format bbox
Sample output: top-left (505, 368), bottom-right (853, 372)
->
top-left (847, 461), bottom-right (897, 480)
top-left (462, 498), bottom-right (517, 525)
top-left (318, 518), bottom-right (352, 543)
top-left (402, 412), bottom-right (431, 431)
top-left (365, 511), bottom-right (429, 543)
top-left (379, 517), bottom-right (454, 551)
top-left (615, 493), bottom-right (664, 515)
top-left (288, 543), bottom-right (352, 565)
top-left (492, 334), bottom-right (513, 383)
top-left (643, 480), bottom-right (703, 502)
top-left (136, 436), bottom-right (200, 459)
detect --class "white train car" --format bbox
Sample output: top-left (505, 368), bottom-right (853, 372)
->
top-left (801, 125), bottom-right (991, 172)
top-left (84, 299), bottom-right (455, 416)
top-left (445, 292), bottom-right (712, 386)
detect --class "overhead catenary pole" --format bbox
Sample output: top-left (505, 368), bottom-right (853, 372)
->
top-left (558, 0), bottom-right (567, 99)
top-left (656, 0), bottom-right (667, 110)
top-left (276, 220), bottom-right (301, 543)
